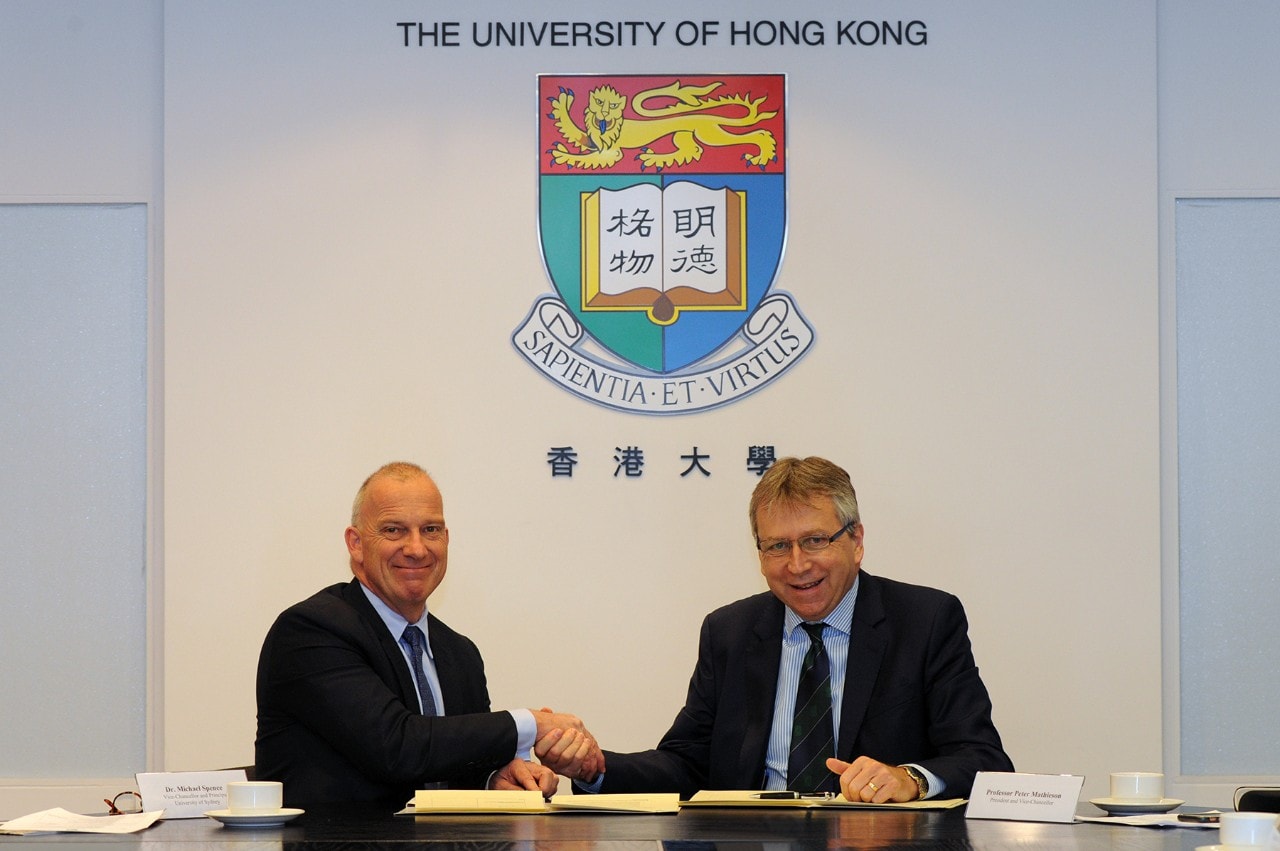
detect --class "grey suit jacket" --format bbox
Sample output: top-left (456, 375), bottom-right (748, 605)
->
top-left (255, 579), bottom-right (517, 805)
top-left (600, 572), bottom-right (1013, 797)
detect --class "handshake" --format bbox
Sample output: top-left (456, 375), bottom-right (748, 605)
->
top-left (489, 708), bottom-right (606, 796)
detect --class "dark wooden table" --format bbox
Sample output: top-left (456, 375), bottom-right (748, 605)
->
top-left (0, 802), bottom-right (1222, 849)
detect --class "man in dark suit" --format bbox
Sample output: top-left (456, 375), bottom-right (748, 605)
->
top-left (256, 461), bottom-right (600, 806)
top-left (539, 456), bottom-right (1012, 801)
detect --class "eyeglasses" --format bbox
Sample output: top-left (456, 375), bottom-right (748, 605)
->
top-left (757, 519), bottom-right (858, 559)
top-left (104, 791), bottom-right (142, 815)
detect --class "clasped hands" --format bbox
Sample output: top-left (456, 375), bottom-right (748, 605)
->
top-left (492, 717), bottom-right (913, 804)
top-left (488, 707), bottom-right (606, 797)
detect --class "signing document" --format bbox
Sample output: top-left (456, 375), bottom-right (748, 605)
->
top-left (402, 790), bottom-right (679, 815)
top-left (681, 791), bottom-right (966, 810)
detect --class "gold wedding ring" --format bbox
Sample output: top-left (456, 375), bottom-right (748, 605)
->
top-left (867, 782), bottom-right (879, 792)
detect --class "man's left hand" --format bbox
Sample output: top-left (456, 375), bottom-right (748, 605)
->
top-left (826, 757), bottom-right (918, 803)
top-left (490, 758), bottom-right (559, 797)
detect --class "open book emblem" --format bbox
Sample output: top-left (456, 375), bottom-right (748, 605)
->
top-left (581, 182), bottom-right (747, 326)
top-left (514, 74), bottom-right (814, 415)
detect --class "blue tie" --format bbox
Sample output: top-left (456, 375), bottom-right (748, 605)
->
top-left (400, 625), bottom-right (439, 716)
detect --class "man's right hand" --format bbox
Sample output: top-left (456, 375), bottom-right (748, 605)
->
top-left (534, 727), bottom-right (606, 783)
top-left (530, 707), bottom-right (605, 782)
top-left (530, 707), bottom-right (587, 739)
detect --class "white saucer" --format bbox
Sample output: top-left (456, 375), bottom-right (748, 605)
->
top-left (204, 808), bottom-right (304, 827)
top-left (1196, 846), bottom-right (1265, 851)
top-left (1089, 797), bottom-right (1183, 815)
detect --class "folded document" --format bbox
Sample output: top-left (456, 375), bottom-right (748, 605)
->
top-left (682, 790), bottom-right (967, 810)
top-left (0, 808), bottom-right (165, 835)
top-left (405, 790), bottom-right (679, 815)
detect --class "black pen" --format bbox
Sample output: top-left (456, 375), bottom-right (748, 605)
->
top-left (753, 791), bottom-right (835, 800)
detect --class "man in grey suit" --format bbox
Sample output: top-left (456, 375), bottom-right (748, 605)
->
top-left (255, 461), bottom-right (600, 806)
top-left (540, 456), bottom-right (1012, 801)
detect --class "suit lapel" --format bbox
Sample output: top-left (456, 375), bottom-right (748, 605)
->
top-left (837, 573), bottom-right (887, 760)
top-left (341, 579), bottom-right (421, 711)
top-left (430, 618), bottom-right (468, 712)
top-left (740, 596), bottom-right (784, 785)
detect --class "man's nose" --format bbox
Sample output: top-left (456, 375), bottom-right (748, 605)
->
top-left (785, 542), bottom-right (809, 572)
top-left (403, 531), bottom-right (429, 557)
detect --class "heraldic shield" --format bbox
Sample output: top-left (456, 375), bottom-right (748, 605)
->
top-left (536, 74), bottom-right (787, 374)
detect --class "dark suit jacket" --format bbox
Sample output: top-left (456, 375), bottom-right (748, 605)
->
top-left (255, 579), bottom-right (517, 806)
top-left (600, 573), bottom-right (1013, 798)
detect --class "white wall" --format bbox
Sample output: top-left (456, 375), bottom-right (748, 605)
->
top-left (17, 0), bottom-right (1277, 816)
top-left (1, 203), bottom-right (149, 776)
top-left (0, 2), bottom-right (159, 198)
top-left (0, 0), bottom-right (162, 817)
top-left (1158, 0), bottom-right (1280, 804)
top-left (160, 0), bottom-right (1159, 803)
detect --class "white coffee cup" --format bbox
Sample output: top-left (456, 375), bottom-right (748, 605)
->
top-left (227, 780), bottom-right (284, 814)
top-left (1108, 771), bottom-right (1163, 803)
top-left (1219, 811), bottom-right (1280, 847)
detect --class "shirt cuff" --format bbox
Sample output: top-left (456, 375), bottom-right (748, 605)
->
top-left (573, 773), bottom-right (605, 794)
top-left (905, 763), bottom-right (945, 799)
top-left (509, 708), bottom-right (536, 758)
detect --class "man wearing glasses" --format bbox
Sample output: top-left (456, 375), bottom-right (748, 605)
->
top-left (255, 461), bottom-right (601, 805)
top-left (540, 455), bottom-right (1012, 801)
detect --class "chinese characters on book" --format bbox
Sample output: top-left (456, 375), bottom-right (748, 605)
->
top-left (583, 182), bottom-right (746, 325)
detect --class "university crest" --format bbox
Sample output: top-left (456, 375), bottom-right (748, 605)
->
top-left (513, 73), bottom-right (814, 414)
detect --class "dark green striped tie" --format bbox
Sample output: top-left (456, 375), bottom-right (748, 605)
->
top-left (787, 622), bottom-right (836, 792)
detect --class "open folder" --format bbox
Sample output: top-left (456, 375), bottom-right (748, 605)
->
top-left (401, 790), bottom-right (680, 815)
top-left (681, 790), bottom-right (967, 810)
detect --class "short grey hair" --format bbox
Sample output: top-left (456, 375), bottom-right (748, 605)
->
top-left (350, 461), bottom-right (431, 525)
top-left (748, 456), bottom-right (860, 540)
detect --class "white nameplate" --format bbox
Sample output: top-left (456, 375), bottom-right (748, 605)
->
top-left (964, 771), bottom-right (1084, 823)
top-left (135, 769), bottom-right (247, 819)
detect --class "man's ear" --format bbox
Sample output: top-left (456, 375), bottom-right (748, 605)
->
top-left (344, 526), bottom-right (362, 562)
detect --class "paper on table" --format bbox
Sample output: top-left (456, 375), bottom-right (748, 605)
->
top-left (0, 807), bottom-right (165, 835)
top-left (681, 790), bottom-right (967, 810)
top-left (412, 790), bottom-right (547, 813)
top-left (549, 794), bottom-right (680, 814)
top-left (1076, 813), bottom-right (1219, 829)
top-left (404, 790), bottom-right (681, 815)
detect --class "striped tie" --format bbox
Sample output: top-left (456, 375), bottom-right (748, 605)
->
top-left (787, 622), bottom-right (836, 792)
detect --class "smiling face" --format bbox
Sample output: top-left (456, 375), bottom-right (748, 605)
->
top-left (345, 471), bottom-right (448, 623)
top-left (755, 497), bottom-right (863, 622)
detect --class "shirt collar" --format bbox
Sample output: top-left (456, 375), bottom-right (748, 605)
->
top-left (358, 581), bottom-right (434, 661)
top-left (783, 572), bottom-right (859, 638)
